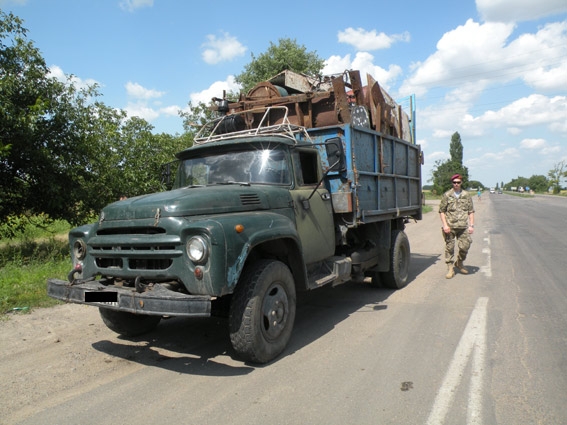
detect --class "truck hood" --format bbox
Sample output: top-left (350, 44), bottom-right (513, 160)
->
top-left (101, 185), bottom-right (292, 221)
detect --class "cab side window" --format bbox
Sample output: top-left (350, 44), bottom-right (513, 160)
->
top-left (293, 149), bottom-right (319, 186)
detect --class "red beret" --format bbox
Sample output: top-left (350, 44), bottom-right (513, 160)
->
top-left (451, 174), bottom-right (462, 181)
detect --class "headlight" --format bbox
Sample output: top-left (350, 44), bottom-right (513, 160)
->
top-left (73, 239), bottom-right (87, 261)
top-left (186, 236), bottom-right (209, 264)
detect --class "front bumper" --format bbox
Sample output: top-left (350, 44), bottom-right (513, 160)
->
top-left (47, 278), bottom-right (211, 317)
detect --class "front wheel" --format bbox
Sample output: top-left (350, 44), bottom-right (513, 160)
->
top-left (229, 259), bottom-right (296, 364)
top-left (381, 230), bottom-right (411, 289)
top-left (99, 308), bottom-right (161, 337)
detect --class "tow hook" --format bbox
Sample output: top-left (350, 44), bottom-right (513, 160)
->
top-left (135, 276), bottom-right (147, 293)
top-left (68, 264), bottom-right (83, 283)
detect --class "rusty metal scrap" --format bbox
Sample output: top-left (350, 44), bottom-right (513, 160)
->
top-left (213, 70), bottom-right (412, 141)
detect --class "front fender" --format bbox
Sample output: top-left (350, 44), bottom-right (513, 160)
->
top-left (219, 211), bottom-right (302, 289)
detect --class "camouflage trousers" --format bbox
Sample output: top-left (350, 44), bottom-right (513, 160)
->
top-left (442, 228), bottom-right (472, 264)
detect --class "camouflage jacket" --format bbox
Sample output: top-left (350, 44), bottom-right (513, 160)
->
top-left (439, 189), bottom-right (475, 229)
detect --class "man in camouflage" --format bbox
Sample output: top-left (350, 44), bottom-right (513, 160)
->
top-left (439, 174), bottom-right (475, 279)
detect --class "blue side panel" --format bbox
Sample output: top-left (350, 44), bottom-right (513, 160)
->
top-left (300, 124), bottom-right (422, 223)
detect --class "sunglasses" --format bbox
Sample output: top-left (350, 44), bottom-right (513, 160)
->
top-left (452, 181), bottom-right (462, 184)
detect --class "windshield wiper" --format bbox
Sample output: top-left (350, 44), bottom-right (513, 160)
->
top-left (210, 181), bottom-right (252, 186)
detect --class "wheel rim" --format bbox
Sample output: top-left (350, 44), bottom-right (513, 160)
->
top-left (397, 243), bottom-right (409, 279)
top-left (261, 282), bottom-right (289, 341)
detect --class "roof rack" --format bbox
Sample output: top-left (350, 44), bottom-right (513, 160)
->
top-left (194, 106), bottom-right (312, 145)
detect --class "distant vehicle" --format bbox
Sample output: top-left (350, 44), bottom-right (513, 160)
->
top-left (490, 188), bottom-right (496, 194)
top-left (518, 187), bottom-right (525, 193)
top-left (498, 189), bottom-right (502, 194)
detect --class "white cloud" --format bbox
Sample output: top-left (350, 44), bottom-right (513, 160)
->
top-left (201, 32), bottom-right (247, 65)
top-left (520, 138), bottom-right (547, 149)
top-left (124, 102), bottom-right (160, 121)
top-left (472, 147), bottom-right (520, 163)
top-left (432, 129), bottom-right (455, 139)
top-left (506, 21), bottom-right (567, 92)
top-left (189, 75), bottom-right (241, 105)
top-left (125, 82), bottom-right (164, 100)
top-left (399, 19), bottom-right (567, 96)
top-left (123, 103), bottom-right (183, 124)
top-left (476, 0), bottom-right (567, 23)
top-left (337, 27), bottom-right (410, 51)
top-left (47, 65), bottom-right (99, 90)
top-left (417, 139), bottom-right (429, 150)
top-left (417, 93), bottom-right (566, 142)
top-left (119, 0), bottom-right (153, 12)
top-left (472, 94), bottom-right (567, 132)
top-left (122, 82), bottom-right (175, 124)
top-left (520, 138), bottom-right (562, 155)
top-left (399, 20), bottom-right (515, 96)
top-left (323, 52), bottom-right (402, 90)
top-left (160, 105), bottom-right (183, 117)
top-left (418, 101), bottom-right (472, 139)
top-left (427, 151), bottom-right (450, 162)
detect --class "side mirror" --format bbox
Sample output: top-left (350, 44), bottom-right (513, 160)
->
top-left (325, 137), bottom-right (346, 172)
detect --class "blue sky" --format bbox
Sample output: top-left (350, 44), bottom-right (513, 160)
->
top-left (2, 0), bottom-right (566, 187)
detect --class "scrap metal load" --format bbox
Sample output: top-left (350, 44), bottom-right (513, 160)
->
top-left (212, 69), bottom-right (413, 143)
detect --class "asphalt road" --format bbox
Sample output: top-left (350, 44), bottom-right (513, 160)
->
top-left (4, 193), bottom-right (567, 425)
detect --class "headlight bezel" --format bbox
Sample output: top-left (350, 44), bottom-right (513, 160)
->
top-left (72, 239), bottom-right (87, 261)
top-left (186, 235), bottom-right (209, 264)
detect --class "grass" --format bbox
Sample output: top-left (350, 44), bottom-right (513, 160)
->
top-left (1, 257), bottom-right (69, 313)
top-left (421, 190), bottom-right (441, 214)
top-left (1, 217), bottom-right (71, 314)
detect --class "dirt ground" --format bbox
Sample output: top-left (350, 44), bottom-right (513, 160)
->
top-left (0, 303), bottom-right (148, 424)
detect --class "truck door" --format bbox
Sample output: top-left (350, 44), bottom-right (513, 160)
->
top-left (291, 149), bottom-right (335, 264)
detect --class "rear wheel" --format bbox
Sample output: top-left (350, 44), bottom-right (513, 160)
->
top-left (229, 259), bottom-right (296, 364)
top-left (99, 308), bottom-right (161, 337)
top-left (381, 230), bottom-right (411, 289)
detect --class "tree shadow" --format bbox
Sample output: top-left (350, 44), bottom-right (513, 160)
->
top-left (409, 253), bottom-right (442, 280)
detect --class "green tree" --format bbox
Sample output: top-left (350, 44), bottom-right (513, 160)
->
top-left (506, 176), bottom-right (530, 190)
top-left (431, 131), bottom-right (469, 194)
top-left (449, 132), bottom-right (463, 164)
top-left (469, 180), bottom-right (484, 189)
top-left (527, 175), bottom-right (549, 193)
top-left (180, 100), bottom-right (217, 140)
top-left (234, 38), bottom-right (325, 93)
top-left (0, 11), bottom-right (187, 224)
top-left (0, 11), bottom-right (91, 222)
top-left (548, 161), bottom-right (566, 194)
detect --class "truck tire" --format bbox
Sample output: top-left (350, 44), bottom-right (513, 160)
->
top-left (229, 259), bottom-right (296, 364)
top-left (381, 230), bottom-right (410, 289)
top-left (99, 308), bottom-right (161, 337)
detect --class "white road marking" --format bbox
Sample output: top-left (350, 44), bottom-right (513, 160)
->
top-left (481, 235), bottom-right (492, 278)
top-left (426, 297), bottom-right (489, 425)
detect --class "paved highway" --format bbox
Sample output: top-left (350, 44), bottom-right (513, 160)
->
top-left (3, 193), bottom-right (566, 425)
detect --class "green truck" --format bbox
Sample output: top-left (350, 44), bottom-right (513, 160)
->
top-left (48, 71), bottom-right (422, 363)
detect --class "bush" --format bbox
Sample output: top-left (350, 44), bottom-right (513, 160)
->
top-left (0, 213), bottom-right (70, 240)
top-left (0, 215), bottom-right (71, 313)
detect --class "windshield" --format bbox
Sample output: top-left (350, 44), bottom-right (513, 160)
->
top-left (174, 148), bottom-right (291, 188)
